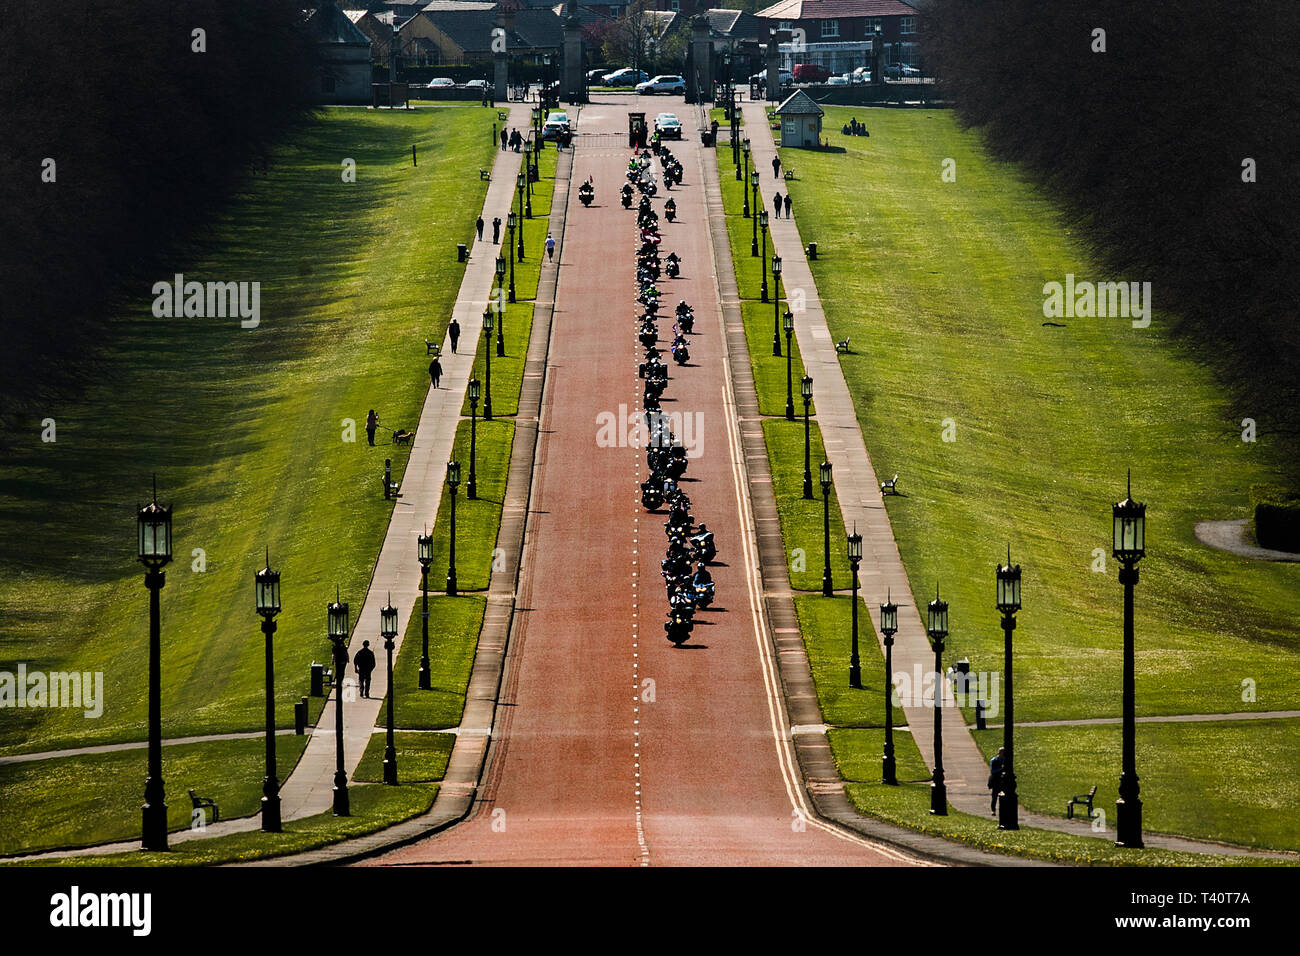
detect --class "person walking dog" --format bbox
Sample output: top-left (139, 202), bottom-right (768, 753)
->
top-left (365, 409), bottom-right (379, 446)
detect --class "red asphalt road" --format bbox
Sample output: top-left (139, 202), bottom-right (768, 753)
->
top-left (369, 96), bottom-right (917, 867)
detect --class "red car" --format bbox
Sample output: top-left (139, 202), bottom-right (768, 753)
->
top-left (792, 63), bottom-right (833, 83)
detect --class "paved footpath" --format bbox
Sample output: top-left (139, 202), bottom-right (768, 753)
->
top-left (368, 96), bottom-right (924, 867)
top-left (1, 105), bottom-right (533, 861)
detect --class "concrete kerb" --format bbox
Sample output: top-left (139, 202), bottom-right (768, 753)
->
top-left (234, 140), bottom-right (575, 868)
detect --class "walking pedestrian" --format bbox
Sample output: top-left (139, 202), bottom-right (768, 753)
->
top-left (354, 640), bottom-right (377, 698)
top-left (429, 356), bottom-right (442, 388)
top-left (783, 193), bottom-right (792, 218)
top-left (448, 318), bottom-right (461, 354)
top-left (988, 748), bottom-right (1006, 816)
top-left (500, 128), bottom-right (508, 151)
top-left (545, 233), bottom-right (555, 261)
top-left (492, 217), bottom-right (502, 244)
top-left (772, 154), bottom-right (781, 179)
top-left (773, 190), bottom-right (783, 218)
top-left (476, 216), bottom-right (484, 241)
top-left (365, 408), bottom-right (379, 446)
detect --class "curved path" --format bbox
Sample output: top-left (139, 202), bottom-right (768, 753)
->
top-left (369, 96), bottom-right (921, 867)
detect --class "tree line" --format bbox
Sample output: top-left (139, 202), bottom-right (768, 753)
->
top-left (0, 0), bottom-right (317, 423)
top-left (922, 0), bottom-right (1300, 477)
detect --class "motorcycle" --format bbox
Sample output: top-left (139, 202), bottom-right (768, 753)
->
top-left (579, 182), bottom-right (595, 207)
top-left (665, 521), bottom-right (691, 548)
top-left (690, 529), bottom-right (717, 564)
top-left (665, 255), bottom-right (680, 279)
top-left (665, 609), bottom-right (694, 645)
top-left (671, 337), bottom-right (690, 365)
top-left (640, 480), bottom-right (664, 511)
top-left (621, 191), bottom-right (633, 209)
top-left (666, 446), bottom-right (688, 481)
top-left (664, 199), bottom-right (677, 222)
top-left (692, 575), bottom-right (715, 609)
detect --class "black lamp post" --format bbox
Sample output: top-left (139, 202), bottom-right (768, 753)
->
top-left (847, 527), bottom-right (863, 689)
top-left (996, 549), bottom-right (1022, 830)
top-left (505, 221), bottom-right (518, 300)
top-left (482, 310), bottom-right (494, 420)
top-left (496, 253), bottom-right (512, 329)
top-left (327, 591), bottom-right (350, 816)
top-left (446, 460), bottom-right (461, 596)
top-left (742, 140), bottom-right (751, 217)
top-left (751, 173), bottom-right (760, 255)
top-left (467, 377), bottom-right (481, 500)
top-left (759, 211), bottom-right (769, 301)
top-left (417, 531), bottom-right (432, 690)
top-left (381, 596), bottom-right (399, 785)
top-left (255, 552), bottom-right (282, 832)
top-left (1113, 472), bottom-right (1146, 848)
top-left (523, 143), bottom-right (534, 219)
top-left (820, 461), bottom-right (833, 597)
top-left (137, 480), bottom-right (172, 851)
top-left (801, 375), bottom-right (814, 499)
top-left (783, 311), bottom-right (795, 420)
top-left (515, 175), bottom-right (526, 257)
top-left (880, 593), bottom-right (898, 785)
top-left (928, 587), bottom-right (949, 816)
top-left (771, 254), bottom-right (783, 357)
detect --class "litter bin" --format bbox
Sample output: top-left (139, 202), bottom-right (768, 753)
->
top-left (457, 243), bottom-right (468, 262)
top-left (807, 241), bottom-right (818, 260)
top-left (294, 697), bottom-right (308, 735)
top-left (310, 661), bottom-right (326, 697)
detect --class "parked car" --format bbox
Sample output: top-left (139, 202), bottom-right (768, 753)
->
top-left (751, 69), bottom-right (794, 86)
top-left (654, 112), bottom-right (683, 138)
top-left (636, 74), bottom-right (686, 95)
top-left (463, 79), bottom-right (490, 90)
top-left (603, 68), bottom-right (649, 86)
top-left (792, 63), bottom-right (833, 83)
top-left (586, 69), bottom-right (610, 83)
top-left (883, 63), bottom-right (906, 80)
top-left (425, 77), bottom-right (455, 88)
top-left (899, 63), bottom-right (921, 77)
top-left (828, 74), bottom-right (850, 86)
top-left (852, 66), bottom-right (872, 83)
top-left (541, 112), bottom-right (571, 140)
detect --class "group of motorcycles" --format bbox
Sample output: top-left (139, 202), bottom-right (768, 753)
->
top-left (625, 147), bottom-right (718, 647)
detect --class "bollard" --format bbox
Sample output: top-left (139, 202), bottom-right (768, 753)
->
top-left (310, 661), bottom-right (325, 697)
top-left (807, 241), bottom-right (818, 259)
top-left (294, 697), bottom-right (308, 735)
top-left (975, 699), bottom-right (987, 730)
top-left (457, 243), bottom-right (468, 262)
top-left (412, 144), bottom-right (418, 166)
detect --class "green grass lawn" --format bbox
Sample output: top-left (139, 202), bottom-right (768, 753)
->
top-left (355, 730), bottom-right (455, 784)
top-left (462, 304), bottom-right (533, 419)
top-left (974, 719), bottom-right (1300, 853)
top-left (424, 419), bottom-right (513, 593)
top-left (0, 108), bottom-right (496, 756)
top-left (830, 727), bottom-right (1275, 867)
top-left (11, 782), bottom-right (438, 867)
top-left (762, 106), bottom-right (1300, 855)
top-left (387, 595), bottom-right (484, 730)
top-left (0, 736), bottom-right (307, 856)
top-left (763, 420), bottom-right (850, 592)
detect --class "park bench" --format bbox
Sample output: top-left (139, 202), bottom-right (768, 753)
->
top-left (425, 339), bottom-right (440, 356)
top-left (881, 474), bottom-right (899, 496)
top-left (497, 110), bottom-right (508, 121)
top-left (783, 168), bottom-right (795, 180)
top-left (188, 789), bottom-right (219, 823)
top-left (479, 168), bottom-right (491, 181)
top-left (835, 336), bottom-right (851, 354)
top-left (1066, 785), bottom-right (1098, 820)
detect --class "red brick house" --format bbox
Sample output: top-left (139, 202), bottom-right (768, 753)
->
top-left (753, 0), bottom-right (921, 75)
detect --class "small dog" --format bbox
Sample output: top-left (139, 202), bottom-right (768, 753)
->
top-left (392, 429), bottom-right (413, 446)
